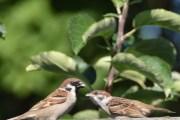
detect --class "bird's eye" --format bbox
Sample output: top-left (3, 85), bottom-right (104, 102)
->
top-left (98, 95), bottom-right (104, 100)
top-left (70, 82), bottom-right (74, 85)
top-left (94, 91), bottom-right (98, 95)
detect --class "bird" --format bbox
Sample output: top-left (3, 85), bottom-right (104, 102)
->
top-left (8, 78), bottom-right (85, 120)
top-left (86, 90), bottom-right (174, 118)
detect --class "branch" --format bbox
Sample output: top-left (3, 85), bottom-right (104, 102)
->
top-left (115, 0), bottom-right (129, 53)
top-left (124, 28), bottom-right (137, 40)
top-left (105, 0), bottom-right (129, 92)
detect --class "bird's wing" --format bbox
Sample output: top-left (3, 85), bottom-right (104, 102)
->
top-left (108, 97), bottom-right (146, 117)
top-left (29, 88), bottom-right (68, 111)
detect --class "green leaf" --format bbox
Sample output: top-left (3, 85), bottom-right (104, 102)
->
top-left (141, 56), bottom-right (172, 87)
top-left (125, 38), bottom-right (176, 67)
top-left (112, 53), bottom-right (173, 97)
top-left (172, 71), bottom-right (180, 81)
top-left (73, 109), bottom-right (99, 119)
top-left (133, 9), bottom-right (180, 32)
top-left (99, 109), bottom-right (109, 118)
top-left (0, 24), bottom-right (6, 39)
top-left (26, 51), bottom-right (79, 75)
top-left (172, 81), bottom-right (180, 92)
top-left (124, 89), bottom-right (165, 103)
top-left (121, 85), bottom-right (139, 97)
top-left (103, 13), bottom-right (119, 18)
top-left (72, 55), bottom-right (89, 73)
top-left (129, 0), bottom-right (143, 5)
top-left (69, 13), bottom-right (95, 54)
top-left (112, 53), bottom-right (144, 72)
top-left (83, 17), bottom-right (116, 41)
top-left (60, 114), bottom-right (74, 119)
top-left (119, 70), bottom-right (146, 89)
top-left (26, 51), bottom-right (92, 90)
top-left (111, 0), bottom-right (124, 8)
top-left (92, 56), bottom-right (111, 89)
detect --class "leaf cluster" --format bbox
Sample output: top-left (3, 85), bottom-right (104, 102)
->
top-left (25, 5), bottom-right (180, 118)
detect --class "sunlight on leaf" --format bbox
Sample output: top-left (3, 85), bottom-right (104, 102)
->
top-left (69, 13), bottom-right (95, 54)
top-left (111, 0), bottom-right (124, 8)
top-left (26, 51), bottom-right (92, 89)
top-left (73, 109), bottom-right (99, 119)
top-left (172, 81), bottom-right (180, 92)
top-left (133, 9), bottom-right (180, 32)
top-left (119, 70), bottom-right (146, 89)
top-left (83, 17), bottom-right (116, 41)
top-left (125, 38), bottom-right (176, 67)
top-left (121, 85), bottom-right (139, 97)
top-left (104, 13), bottom-right (119, 18)
top-left (72, 55), bottom-right (89, 73)
top-left (26, 51), bottom-right (79, 75)
top-left (92, 56), bottom-right (111, 89)
top-left (112, 53), bottom-right (173, 97)
top-left (172, 71), bottom-right (180, 81)
top-left (140, 55), bottom-right (173, 87)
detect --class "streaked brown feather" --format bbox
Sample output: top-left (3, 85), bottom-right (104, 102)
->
top-left (29, 89), bottom-right (68, 111)
top-left (108, 97), bottom-right (146, 117)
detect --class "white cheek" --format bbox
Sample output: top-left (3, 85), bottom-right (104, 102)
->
top-left (66, 84), bottom-right (72, 88)
top-left (90, 97), bottom-right (99, 105)
top-left (65, 84), bottom-right (76, 95)
top-left (100, 96), bottom-right (112, 107)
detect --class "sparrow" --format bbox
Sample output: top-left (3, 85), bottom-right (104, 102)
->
top-left (86, 90), bottom-right (174, 118)
top-left (8, 78), bottom-right (85, 120)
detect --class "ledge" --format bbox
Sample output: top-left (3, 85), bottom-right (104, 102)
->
top-left (97, 117), bottom-right (180, 120)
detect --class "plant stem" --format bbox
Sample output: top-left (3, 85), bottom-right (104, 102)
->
top-left (124, 28), bottom-right (137, 39)
top-left (116, 0), bottom-right (129, 53)
top-left (105, 0), bottom-right (129, 92)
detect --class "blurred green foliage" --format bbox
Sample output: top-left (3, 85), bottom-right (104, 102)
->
top-left (0, 0), bottom-right (73, 97)
top-left (0, 0), bottom-right (113, 119)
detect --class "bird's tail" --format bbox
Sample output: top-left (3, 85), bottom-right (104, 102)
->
top-left (7, 116), bottom-right (19, 120)
top-left (7, 113), bottom-right (34, 120)
top-left (152, 107), bottom-right (175, 113)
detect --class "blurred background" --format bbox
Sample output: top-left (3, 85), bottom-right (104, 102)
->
top-left (0, 0), bottom-right (180, 119)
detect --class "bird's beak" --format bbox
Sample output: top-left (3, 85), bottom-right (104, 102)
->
top-left (85, 93), bottom-right (94, 97)
top-left (77, 81), bottom-right (85, 88)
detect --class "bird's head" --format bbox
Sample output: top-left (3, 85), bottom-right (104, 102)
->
top-left (86, 90), bottom-right (111, 106)
top-left (60, 78), bottom-right (85, 92)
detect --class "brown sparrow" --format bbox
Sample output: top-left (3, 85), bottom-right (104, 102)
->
top-left (86, 90), bottom-right (174, 118)
top-left (8, 78), bottom-right (85, 120)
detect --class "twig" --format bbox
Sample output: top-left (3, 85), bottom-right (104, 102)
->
top-left (124, 28), bottom-right (137, 40)
top-left (106, 66), bottom-right (116, 92)
top-left (115, 0), bottom-right (129, 53)
top-left (105, 0), bottom-right (129, 92)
